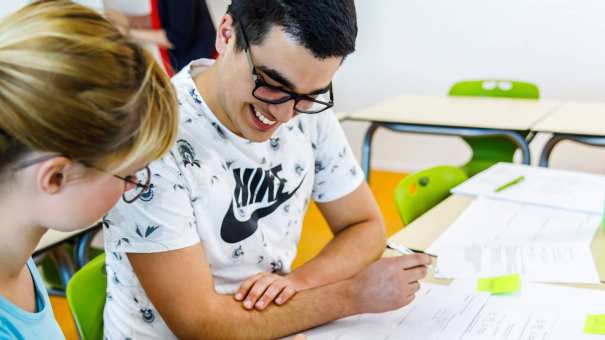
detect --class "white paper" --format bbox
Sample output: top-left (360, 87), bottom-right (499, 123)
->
top-left (297, 281), bottom-right (605, 340)
top-left (427, 197), bottom-right (601, 283)
top-left (299, 283), bottom-right (490, 340)
top-left (452, 280), bottom-right (605, 340)
top-left (451, 163), bottom-right (605, 214)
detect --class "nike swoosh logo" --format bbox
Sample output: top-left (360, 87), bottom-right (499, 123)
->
top-left (220, 175), bottom-right (306, 244)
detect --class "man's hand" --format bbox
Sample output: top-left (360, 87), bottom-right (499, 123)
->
top-left (351, 254), bottom-right (432, 314)
top-left (235, 272), bottom-right (304, 311)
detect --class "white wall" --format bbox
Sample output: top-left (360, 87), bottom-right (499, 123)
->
top-left (335, 0), bottom-right (605, 174)
top-left (207, 0), bottom-right (228, 26)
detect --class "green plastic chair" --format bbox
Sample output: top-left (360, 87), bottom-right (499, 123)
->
top-left (394, 166), bottom-right (468, 225)
top-left (449, 79), bottom-right (540, 176)
top-left (66, 253), bottom-right (106, 340)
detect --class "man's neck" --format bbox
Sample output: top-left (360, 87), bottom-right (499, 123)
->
top-left (192, 62), bottom-right (239, 134)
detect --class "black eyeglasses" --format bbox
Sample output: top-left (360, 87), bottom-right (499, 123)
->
top-left (237, 19), bottom-right (334, 114)
top-left (14, 154), bottom-right (151, 204)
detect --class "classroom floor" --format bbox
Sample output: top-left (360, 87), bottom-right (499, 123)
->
top-left (50, 169), bottom-right (408, 339)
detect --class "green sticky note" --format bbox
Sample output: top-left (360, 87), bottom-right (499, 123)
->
top-left (476, 274), bottom-right (521, 294)
top-left (584, 314), bottom-right (605, 334)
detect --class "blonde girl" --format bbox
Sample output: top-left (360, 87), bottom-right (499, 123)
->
top-left (0, 1), bottom-right (178, 338)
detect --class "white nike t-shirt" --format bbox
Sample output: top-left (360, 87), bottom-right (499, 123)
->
top-left (102, 59), bottom-right (364, 339)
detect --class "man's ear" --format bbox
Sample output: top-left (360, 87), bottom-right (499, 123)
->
top-left (215, 14), bottom-right (235, 55)
top-left (35, 157), bottom-right (73, 195)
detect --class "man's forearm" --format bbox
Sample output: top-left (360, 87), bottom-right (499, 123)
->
top-left (289, 219), bottom-right (386, 290)
top-left (182, 279), bottom-right (359, 340)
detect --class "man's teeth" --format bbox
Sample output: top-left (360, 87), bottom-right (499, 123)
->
top-left (253, 107), bottom-right (276, 126)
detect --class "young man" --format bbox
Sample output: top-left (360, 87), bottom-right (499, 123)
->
top-left (103, 1), bottom-right (431, 338)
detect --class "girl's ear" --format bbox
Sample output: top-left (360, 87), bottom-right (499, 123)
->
top-left (35, 157), bottom-right (73, 195)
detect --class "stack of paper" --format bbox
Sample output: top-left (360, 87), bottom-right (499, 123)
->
top-left (426, 163), bottom-right (603, 283)
top-left (298, 281), bottom-right (605, 340)
top-left (293, 163), bottom-right (605, 339)
top-left (427, 197), bottom-right (601, 283)
top-left (452, 163), bottom-right (605, 214)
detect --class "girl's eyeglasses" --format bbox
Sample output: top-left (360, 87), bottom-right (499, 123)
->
top-left (14, 154), bottom-right (151, 204)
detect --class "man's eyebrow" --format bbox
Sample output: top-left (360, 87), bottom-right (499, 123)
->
top-left (257, 65), bottom-right (331, 95)
top-left (257, 66), bottom-right (295, 90)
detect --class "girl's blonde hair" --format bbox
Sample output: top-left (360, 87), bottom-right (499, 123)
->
top-left (0, 0), bottom-right (178, 175)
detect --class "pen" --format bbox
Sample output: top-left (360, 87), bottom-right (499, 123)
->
top-left (494, 175), bottom-right (525, 193)
top-left (386, 241), bottom-right (436, 257)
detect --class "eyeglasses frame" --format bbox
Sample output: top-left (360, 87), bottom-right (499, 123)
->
top-left (236, 17), bottom-right (335, 114)
top-left (13, 154), bottom-right (151, 204)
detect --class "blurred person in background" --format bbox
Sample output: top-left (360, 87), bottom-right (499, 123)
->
top-left (106, 0), bottom-right (217, 73)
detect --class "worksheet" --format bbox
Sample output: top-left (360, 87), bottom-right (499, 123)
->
top-left (458, 281), bottom-right (605, 340)
top-left (427, 197), bottom-right (601, 283)
top-left (300, 283), bottom-right (490, 340)
top-left (451, 163), bottom-right (605, 214)
top-left (296, 281), bottom-right (605, 340)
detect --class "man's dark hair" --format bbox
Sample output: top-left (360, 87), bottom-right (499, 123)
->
top-left (226, 0), bottom-right (357, 59)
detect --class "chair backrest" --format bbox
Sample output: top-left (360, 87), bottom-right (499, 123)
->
top-left (448, 79), bottom-right (540, 99)
top-left (448, 79), bottom-right (540, 176)
top-left (394, 166), bottom-right (468, 225)
top-left (66, 253), bottom-right (106, 340)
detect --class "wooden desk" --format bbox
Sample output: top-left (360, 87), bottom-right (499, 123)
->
top-left (386, 195), bottom-right (605, 290)
top-left (533, 101), bottom-right (605, 167)
top-left (349, 95), bottom-right (561, 182)
top-left (36, 230), bottom-right (85, 254)
top-left (34, 225), bottom-right (98, 255)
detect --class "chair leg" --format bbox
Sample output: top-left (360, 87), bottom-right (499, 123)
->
top-left (50, 246), bottom-right (75, 292)
top-left (361, 123), bottom-right (380, 183)
top-left (74, 225), bottom-right (101, 269)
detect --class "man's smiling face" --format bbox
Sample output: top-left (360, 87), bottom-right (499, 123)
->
top-left (216, 24), bottom-right (342, 142)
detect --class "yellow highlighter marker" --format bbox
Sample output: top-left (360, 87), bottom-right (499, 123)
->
top-left (494, 175), bottom-right (525, 193)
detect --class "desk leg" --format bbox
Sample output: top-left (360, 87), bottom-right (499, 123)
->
top-left (361, 123), bottom-right (380, 183)
top-left (379, 124), bottom-right (531, 166)
top-left (539, 134), bottom-right (565, 167)
top-left (74, 226), bottom-right (101, 269)
top-left (539, 133), bottom-right (605, 167)
top-left (360, 123), bottom-right (530, 180)
top-left (510, 131), bottom-right (531, 165)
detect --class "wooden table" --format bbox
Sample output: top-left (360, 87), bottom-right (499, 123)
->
top-left (385, 195), bottom-right (605, 290)
top-left (349, 95), bottom-right (561, 182)
top-left (35, 229), bottom-right (90, 254)
top-left (34, 224), bottom-right (100, 255)
top-left (533, 101), bottom-right (605, 167)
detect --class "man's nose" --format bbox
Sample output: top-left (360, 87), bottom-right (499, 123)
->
top-left (268, 99), bottom-right (296, 123)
